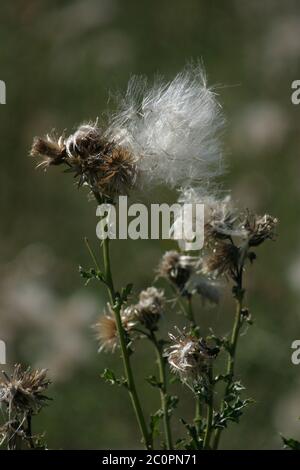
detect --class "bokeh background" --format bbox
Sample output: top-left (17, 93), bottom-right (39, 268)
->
top-left (1, 0), bottom-right (300, 449)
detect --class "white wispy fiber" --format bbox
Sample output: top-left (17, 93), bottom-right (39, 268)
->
top-left (171, 187), bottom-right (245, 251)
top-left (106, 63), bottom-right (225, 189)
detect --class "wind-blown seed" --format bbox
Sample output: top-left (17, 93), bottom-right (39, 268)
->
top-left (30, 64), bottom-right (225, 198)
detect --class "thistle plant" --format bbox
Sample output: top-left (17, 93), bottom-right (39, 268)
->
top-left (29, 64), bottom-right (278, 449)
top-left (0, 364), bottom-right (51, 449)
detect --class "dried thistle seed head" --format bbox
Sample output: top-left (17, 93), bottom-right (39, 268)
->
top-left (63, 124), bottom-right (137, 197)
top-left (138, 287), bottom-right (165, 313)
top-left (31, 123), bottom-right (137, 198)
top-left (135, 287), bottom-right (165, 330)
top-left (95, 145), bottom-right (136, 197)
top-left (158, 250), bottom-right (197, 295)
top-left (0, 364), bottom-right (51, 415)
top-left (204, 196), bottom-right (243, 243)
top-left (166, 329), bottom-right (217, 382)
top-left (120, 305), bottom-right (139, 331)
top-left (94, 304), bottom-right (136, 353)
top-left (175, 188), bottom-right (243, 248)
top-left (30, 135), bottom-right (66, 169)
top-left (243, 213), bottom-right (278, 247)
top-left (94, 313), bottom-right (118, 353)
top-left (65, 124), bottom-right (105, 159)
top-left (31, 65), bottom-right (225, 195)
top-left (203, 242), bottom-right (240, 280)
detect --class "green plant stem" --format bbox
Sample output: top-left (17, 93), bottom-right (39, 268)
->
top-left (26, 414), bottom-right (35, 449)
top-left (213, 274), bottom-right (244, 450)
top-left (194, 395), bottom-right (202, 435)
top-left (203, 366), bottom-right (214, 449)
top-left (93, 191), bottom-right (148, 446)
top-left (102, 236), bottom-right (151, 449)
top-left (150, 332), bottom-right (173, 450)
top-left (187, 296), bottom-right (196, 327)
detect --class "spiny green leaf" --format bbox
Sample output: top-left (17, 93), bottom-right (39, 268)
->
top-left (214, 397), bottom-right (253, 430)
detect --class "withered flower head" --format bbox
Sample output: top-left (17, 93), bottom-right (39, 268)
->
top-left (157, 250), bottom-right (197, 295)
top-left (243, 213), bottom-right (278, 247)
top-left (135, 287), bottom-right (165, 330)
top-left (203, 242), bottom-right (240, 280)
top-left (31, 123), bottom-right (137, 199)
top-left (205, 196), bottom-right (242, 243)
top-left (94, 304), bottom-right (136, 353)
top-left (31, 134), bottom-right (66, 169)
top-left (0, 364), bottom-right (51, 415)
top-left (166, 329), bottom-right (218, 383)
top-left (94, 313), bottom-right (118, 353)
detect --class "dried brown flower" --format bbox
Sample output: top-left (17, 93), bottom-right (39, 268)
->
top-left (31, 124), bottom-right (137, 198)
top-left (94, 304), bottom-right (136, 352)
top-left (243, 213), bottom-right (278, 247)
top-left (157, 250), bottom-right (197, 295)
top-left (204, 196), bottom-right (241, 243)
top-left (135, 287), bottom-right (165, 331)
top-left (0, 364), bottom-right (51, 415)
top-left (166, 329), bottom-right (218, 383)
top-left (31, 135), bottom-right (66, 169)
top-left (94, 314), bottom-right (118, 353)
top-left (203, 242), bottom-right (240, 280)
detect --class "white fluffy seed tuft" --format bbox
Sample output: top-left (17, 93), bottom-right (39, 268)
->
top-left (106, 64), bottom-right (225, 189)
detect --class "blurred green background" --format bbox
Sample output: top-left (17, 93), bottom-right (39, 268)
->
top-left (0, 0), bottom-right (300, 449)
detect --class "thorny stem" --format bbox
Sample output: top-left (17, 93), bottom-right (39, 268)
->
top-left (203, 366), bottom-right (214, 449)
top-left (150, 331), bottom-right (173, 450)
top-left (102, 234), bottom-right (151, 449)
top-left (213, 263), bottom-right (245, 450)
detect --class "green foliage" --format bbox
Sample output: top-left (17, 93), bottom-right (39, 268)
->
top-left (214, 398), bottom-right (252, 430)
top-left (79, 266), bottom-right (106, 285)
top-left (145, 375), bottom-right (162, 389)
top-left (100, 369), bottom-right (128, 388)
top-left (166, 395), bottom-right (179, 416)
top-left (119, 283), bottom-right (134, 304)
top-left (150, 411), bottom-right (163, 440)
top-left (281, 435), bottom-right (300, 450)
top-left (180, 418), bottom-right (203, 450)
